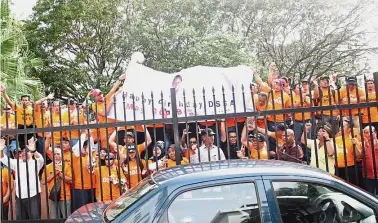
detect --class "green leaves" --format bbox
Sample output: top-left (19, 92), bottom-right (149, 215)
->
top-left (0, 0), bottom-right (44, 101)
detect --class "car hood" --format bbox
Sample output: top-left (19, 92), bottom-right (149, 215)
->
top-left (65, 201), bottom-right (111, 223)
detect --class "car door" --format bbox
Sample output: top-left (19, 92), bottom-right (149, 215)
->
top-left (263, 175), bottom-right (378, 223)
top-left (154, 177), bottom-right (272, 223)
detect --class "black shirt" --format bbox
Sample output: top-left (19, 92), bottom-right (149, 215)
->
top-left (220, 140), bottom-right (240, 160)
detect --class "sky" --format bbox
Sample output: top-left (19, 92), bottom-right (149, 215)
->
top-left (10, 0), bottom-right (378, 73)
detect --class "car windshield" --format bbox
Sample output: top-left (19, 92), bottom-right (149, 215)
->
top-left (103, 178), bottom-right (157, 222)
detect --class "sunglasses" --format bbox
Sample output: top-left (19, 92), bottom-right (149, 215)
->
top-left (105, 157), bottom-right (114, 160)
top-left (189, 140), bottom-right (197, 144)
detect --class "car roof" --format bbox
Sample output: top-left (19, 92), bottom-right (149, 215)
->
top-left (151, 160), bottom-right (334, 186)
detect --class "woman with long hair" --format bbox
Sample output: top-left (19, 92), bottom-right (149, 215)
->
top-left (121, 144), bottom-right (146, 189)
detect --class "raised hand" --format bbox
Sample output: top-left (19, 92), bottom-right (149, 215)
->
top-left (27, 137), bottom-right (38, 152)
top-left (119, 73), bottom-right (126, 81)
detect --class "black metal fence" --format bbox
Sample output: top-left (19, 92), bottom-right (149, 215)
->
top-left (1, 73), bottom-right (378, 221)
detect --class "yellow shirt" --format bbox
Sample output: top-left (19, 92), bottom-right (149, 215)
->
top-left (0, 114), bottom-right (16, 129)
top-left (167, 158), bottom-right (189, 167)
top-left (249, 144), bottom-right (268, 160)
top-left (15, 105), bottom-right (34, 126)
top-left (307, 139), bottom-right (335, 173)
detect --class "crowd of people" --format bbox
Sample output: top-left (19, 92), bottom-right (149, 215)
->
top-left (1, 63), bottom-right (378, 220)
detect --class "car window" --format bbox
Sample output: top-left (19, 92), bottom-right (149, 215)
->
top-left (272, 181), bottom-right (377, 223)
top-left (165, 182), bottom-right (261, 223)
top-left (103, 178), bottom-right (158, 222)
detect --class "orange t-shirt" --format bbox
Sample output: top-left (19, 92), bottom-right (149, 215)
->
top-left (72, 156), bottom-right (96, 190)
top-left (362, 90), bottom-right (378, 123)
top-left (199, 121), bottom-right (216, 126)
top-left (339, 87), bottom-right (365, 116)
top-left (316, 88), bottom-right (339, 116)
top-left (293, 93), bottom-right (311, 121)
top-left (124, 159), bottom-right (146, 188)
top-left (45, 163), bottom-right (72, 201)
top-left (335, 133), bottom-right (361, 168)
top-left (167, 158), bottom-right (189, 167)
top-left (253, 95), bottom-right (267, 128)
top-left (266, 91), bottom-right (291, 122)
top-left (51, 110), bottom-right (70, 144)
top-left (183, 149), bottom-right (194, 160)
top-left (1, 168), bottom-right (13, 207)
top-left (69, 109), bottom-right (86, 139)
top-left (14, 105), bottom-right (34, 126)
top-left (248, 144), bottom-right (268, 160)
top-left (225, 118), bottom-right (245, 128)
top-left (91, 95), bottom-right (116, 147)
top-left (34, 105), bottom-right (50, 137)
top-left (270, 132), bottom-right (284, 148)
top-left (94, 166), bottom-right (124, 201)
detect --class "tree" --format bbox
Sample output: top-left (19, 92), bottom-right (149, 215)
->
top-left (217, 0), bottom-right (377, 82)
top-left (24, 0), bottom-right (133, 100)
top-left (0, 0), bottom-right (44, 102)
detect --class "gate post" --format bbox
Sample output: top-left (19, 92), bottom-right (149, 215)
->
top-left (374, 72), bottom-right (378, 93)
top-left (170, 88), bottom-right (182, 165)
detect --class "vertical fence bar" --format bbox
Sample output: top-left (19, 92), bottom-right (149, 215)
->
top-left (170, 88), bottom-right (181, 165)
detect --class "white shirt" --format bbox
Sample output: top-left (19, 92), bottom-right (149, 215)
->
top-left (190, 145), bottom-right (226, 163)
top-left (1, 155), bottom-right (44, 199)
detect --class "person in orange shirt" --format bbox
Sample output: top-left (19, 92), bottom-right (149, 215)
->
top-left (109, 127), bottom-right (152, 158)
top-left (362, 78), bottom-right (378, 130)
top-left (42, 148), bottom-right (72, 219)
top-left (165, 144), bottom-right (189, 167)
top-left (1, 165), bottom-right (13, 220)
top-left (1, 83), bottom-right (34, 148)
top-left (313, 76), bottom-right (340, 135)
top-left (95, 153), bottom-right (126, 201)
top-left (34, 95), bottom-right (53, 158)
top-left (67, 101), bottom-right (87, 147)
top-left (334, 117), bottom-right (361, 185)
top-left (254, 122), bottom-right (286, 159)
top-left (121, 144), bottom-right (147, 189)
top-left (147, 143), bottom-right (167, 172)
top-left (50, 101), bottom-right (70, 145)
top-left (292, 83), bottom-right (311, 144)
top-left (87, 73), bottom-right (126, 149)
top-left (339, 76), bottom-right (366, 130)
top-left (240, 131), bottom-right (268, 160)
top-left (1, 107), bottom-right (17, 157)
top-left (253, 92), bottom-right (268, 129)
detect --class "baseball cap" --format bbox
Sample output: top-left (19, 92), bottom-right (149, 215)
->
top-left (319, 75), bottom-right (329, 80)
top-left (125, 131), bottom-right (135, 138)
top-left (248, 132), bottom-right (266, 142)
top-left (91, 89), bottom-right (102, 97)
top-left (276, 123), bottom-right (288, 131)
top-left (126, 144), bottom-right (136, 153)
top-left (346, 76), bottom-right (357, 84)
top-left (201, 129), bottom-right (216, 136)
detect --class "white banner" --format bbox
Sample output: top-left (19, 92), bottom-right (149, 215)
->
top-left (108, 53), bottom-right (255, 121)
